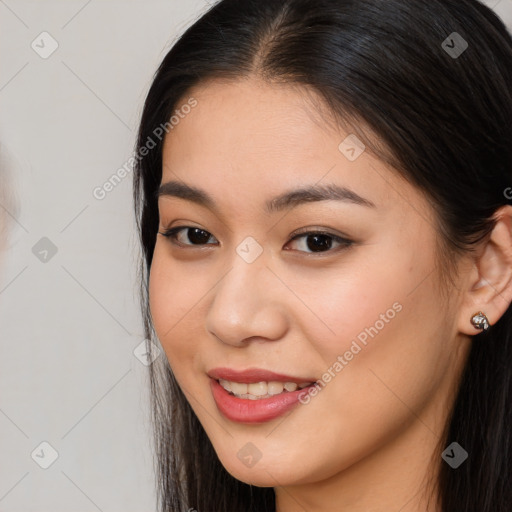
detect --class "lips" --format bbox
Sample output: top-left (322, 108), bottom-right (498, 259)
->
top-left (207, 367), bottom-right (318, 423)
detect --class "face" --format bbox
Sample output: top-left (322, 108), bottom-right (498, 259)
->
top-left (148, 77), bottom-right (469, 489)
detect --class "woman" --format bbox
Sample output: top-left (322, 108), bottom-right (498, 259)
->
top-left (133, 0), bottom-right (512, 510)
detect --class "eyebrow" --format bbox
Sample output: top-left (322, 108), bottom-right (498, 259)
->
top-left (156, 180), bottom-right (376, 213)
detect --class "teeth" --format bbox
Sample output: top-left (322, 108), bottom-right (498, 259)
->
top-left (268, 381), bottom-right (284, 395)
top-left (218, 379), bottom-right (312, 399)
top-left (248, 382), bottom-right (268, 396)
top-left (229, 381), bottom-right (247, 395)
top-left (219, 379), bottom-right (232, 392)
top-left (284, 382), bottom-right (298, 392)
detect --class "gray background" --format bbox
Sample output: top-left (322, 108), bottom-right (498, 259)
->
top-left (0, 1), bottom-right (511, 511)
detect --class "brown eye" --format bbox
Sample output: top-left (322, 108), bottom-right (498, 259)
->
top-left (159, 226), bottom-right (218, 246)
top-left (286, 231), bottom-right (353, 254)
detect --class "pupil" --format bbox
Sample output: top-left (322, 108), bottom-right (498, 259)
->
top-left (188, 228), bottom-right (210, 244)
top-left (307, 234), bottom-right (332, 252)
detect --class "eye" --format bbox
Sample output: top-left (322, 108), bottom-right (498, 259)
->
top-left (159, 225), bottom-right (353, 254)
top-left (285, 230), bottom-right (353, 254)
top-left (158, 226), bottom-right (218, 246)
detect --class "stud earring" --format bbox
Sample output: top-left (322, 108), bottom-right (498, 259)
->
top-left (471, 311), bottom-right (490, 332)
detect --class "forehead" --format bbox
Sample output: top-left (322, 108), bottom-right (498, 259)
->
top-left (164, 77), bottom-right (335, 159)
top-left (160, 77), bottom-right (429, 222)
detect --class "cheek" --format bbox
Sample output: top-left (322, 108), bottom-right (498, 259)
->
top-left (148, 247), bottom-right (197, 360)
top-left (299, 259), bottom-right (449, 421)
top-left (148, 244), bottom-right (218, 382)
top-left (285, 256), bottom-right (409, 361)
top-left (148, 249), bottom-right (173, 339)
top-left (289, 243), bottom-right (445, 396)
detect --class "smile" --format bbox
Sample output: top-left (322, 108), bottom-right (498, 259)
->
top-left (210, 378), bottom-right (317, 423)
top-left (218, 379), bottom-right (312, 399)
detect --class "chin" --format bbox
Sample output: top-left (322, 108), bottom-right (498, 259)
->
top-left (216, 451), bottom-right (309, 488)
top-left (226, 465), bottom-right (295, 487)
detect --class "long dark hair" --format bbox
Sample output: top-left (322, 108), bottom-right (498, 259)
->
top-left (133, 1), bottom-right (512, 510)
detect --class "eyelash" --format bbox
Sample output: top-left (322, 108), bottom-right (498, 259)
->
top-left (158, 226), bottom-right (354, 255)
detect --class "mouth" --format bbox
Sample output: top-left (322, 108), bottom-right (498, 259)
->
top-left (207, 367), bottom-right (318, 423)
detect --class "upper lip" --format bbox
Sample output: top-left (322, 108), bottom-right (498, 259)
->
top-left (207, 367), bottom-right (316, 384)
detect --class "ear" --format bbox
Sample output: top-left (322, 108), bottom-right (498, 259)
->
top-left (457, 205), bottom-right (512, 336)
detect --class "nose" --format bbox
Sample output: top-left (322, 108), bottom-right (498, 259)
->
top-left (205, 253), bottom-right (289, 347)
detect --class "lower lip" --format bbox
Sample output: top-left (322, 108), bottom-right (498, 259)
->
top-left (210, 378), bottom-right (312, 423)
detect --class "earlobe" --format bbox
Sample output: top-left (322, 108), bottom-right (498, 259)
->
top-left (458, 205), bottom-right (512, 336)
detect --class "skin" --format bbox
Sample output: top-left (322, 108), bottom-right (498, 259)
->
top-left (148, 76), bottom-right (512, 512)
